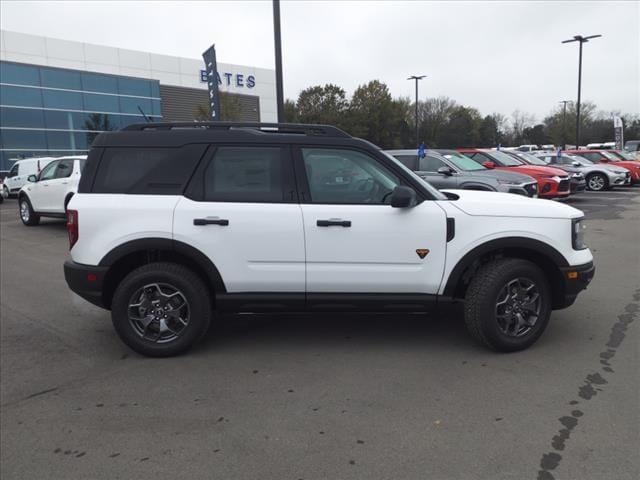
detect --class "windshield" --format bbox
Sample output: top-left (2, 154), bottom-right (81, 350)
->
top-left (515, 152), bottom-right (547, 166)
top-left (380, 151), bottom-right (447, 200)
top-left (489, 150), bottom-right (524, 166)
top-left (441, 152), bottom-right (486, 171)
top-left (600, 151), bottom-right (619, 161)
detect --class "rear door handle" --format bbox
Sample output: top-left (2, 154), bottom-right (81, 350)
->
top-left (193, 217), bottom-right (229, 226)
top-left (317, 219), bottom-right (351, 227)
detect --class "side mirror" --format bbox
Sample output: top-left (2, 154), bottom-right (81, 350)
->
top-left (572, 161), bottom-right (580, 167)
top-left (437, 166), bottom-right (453, 176)
top-left (27, 175), bottom-right (37, 183)
top-left (390, 185), bottom-right (417, 208)
top-left (483, 161), bottom-right (496, 169)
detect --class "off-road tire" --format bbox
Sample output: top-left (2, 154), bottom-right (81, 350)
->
top-left (111, 262), bottom-right (212, 357)
top-left (464, 258), bottom-right (552, 352)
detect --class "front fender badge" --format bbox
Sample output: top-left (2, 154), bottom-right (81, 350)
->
top-left (416, 249), bottom-right (430, 259)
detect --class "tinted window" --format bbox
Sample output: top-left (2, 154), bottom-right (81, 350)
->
top-left (93, 145), bottom-right (206, 194)
top-left (42, 90), bottom-right (83, 110)
top-left (203, 147), bottom-right (285, 203)
top-left (420, 155), bottom-right (446, 172)
top-left (393, 155), bottom-right (418, 170)
top-left (0, 85), bottom-right (43, 107)
top-left (81, 73), bottom-right (118, 94)
top-left (0, 63), bottom-right (41, 86)
top-left (40, 68), bottom-right (82, 90)
top-left (0, 107), bottom-right (45, 128)
top-left (40, 161), bottom-right (59, 181)
top-left (54, 159), bottom-right (74, 179)
top-left (78, 159), bottom-right (87, 173)
top-left (83, 93), bottom-right (120, 113)
top-left (302, 148), bottom-right (399, 205)
top-left (8, 163), bottom-right (19, 177)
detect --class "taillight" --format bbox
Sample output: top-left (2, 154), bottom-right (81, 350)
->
top-left (66, 209), bottom-right (78, 249)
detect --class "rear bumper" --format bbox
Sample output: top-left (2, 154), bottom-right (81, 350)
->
top-left (64, 260), bottom-right (109, 309)
top-left (555, 261), bottom-right (595, 309)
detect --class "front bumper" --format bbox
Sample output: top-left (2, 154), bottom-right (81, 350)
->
top-left (570, 178), bottom-right (586, 193)
top-left (555, 261), bottom-right (595, 309)
top-left (538, 178), bottom-right (571, 198)
top-left (64, 260), bottom-right (109, 309)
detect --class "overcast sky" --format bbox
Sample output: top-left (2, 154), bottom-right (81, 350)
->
top-left (1, 1), bottom-right (638, 121)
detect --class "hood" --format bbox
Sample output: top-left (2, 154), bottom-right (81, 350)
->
top-left (440, 189), bottom-right (583, 219)
top-left (610, 161), bottom-right (640, 171)
top-left (504, 164), bottom-right (567, 177)
top-left (597, 164), bottom-right (629, 174)
top-left (470, 168), bottom-right (536, 183)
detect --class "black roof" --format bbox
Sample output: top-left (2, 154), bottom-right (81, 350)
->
top-left (92, 122), bottom-right (364, 148)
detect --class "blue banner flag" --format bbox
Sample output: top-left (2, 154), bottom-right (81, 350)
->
top-left (556, 147), bottom-right (562, 158)
top-left (418, 142), bottom-right (426, 159)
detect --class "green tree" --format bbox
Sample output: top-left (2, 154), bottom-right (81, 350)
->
top-left (348, 80), bottom-right (407, 148)
top-left (479, 115), bottom-right (500, 147)
top-left (296, 84), bottom-right (349, 127)
top-left (439, 106), bottom-right (482, 148)
top-left (284, 99), bottom-right (298, 122)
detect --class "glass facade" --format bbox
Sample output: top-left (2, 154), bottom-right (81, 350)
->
top-left (0, 61), bottom-right (162, 170)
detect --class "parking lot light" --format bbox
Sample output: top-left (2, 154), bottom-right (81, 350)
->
top-left (407, 75), bottom-right (426, 149)
top-left (561, 34), bottom-right (602, 148)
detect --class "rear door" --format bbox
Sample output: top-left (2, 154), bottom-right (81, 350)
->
top-left (295, 146), bottom-right (447, 296)
top-left (173, 145), bottom-right (305, 295)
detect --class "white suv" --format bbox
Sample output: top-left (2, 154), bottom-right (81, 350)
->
top-left (64, 123), bottom-right (595, 357)
top-left (18, 156), bottom-right (87, 226)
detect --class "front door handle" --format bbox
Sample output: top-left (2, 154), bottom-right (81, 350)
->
top-left (194, 217), bottom-right (229, 226)
top-left (317, 219), bottom-right (351, 227)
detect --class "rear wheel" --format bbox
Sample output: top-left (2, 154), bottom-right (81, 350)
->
top-left (19, 197), bottom-right (40, 226)
top-left (111, 262), bottom-right (212, 357)
top-left (464, 258), bottom-right (551, 352)
top-left (586, 173), bottom-right (608, 191)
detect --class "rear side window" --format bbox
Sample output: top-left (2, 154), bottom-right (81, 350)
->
top-left (92, 145), bottom-right (206, 194)
top-left (203, 147), bottom-right (286, 202)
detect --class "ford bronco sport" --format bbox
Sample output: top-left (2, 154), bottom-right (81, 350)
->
top-left (64, 122), bottom-right (595, 357)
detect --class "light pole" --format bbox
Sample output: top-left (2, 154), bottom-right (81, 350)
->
top-left (559, 100), bottom-right (571, 149)
top-left (562, 34), bottom-right (602, 148)
top-left (273, 0), bottom-right (285, 122)
top-left (407, 75), bottom-right (426, 148)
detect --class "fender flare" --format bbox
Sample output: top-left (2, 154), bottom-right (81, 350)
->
top-left (99, 238), bottom-right (226, 292)
top-left (442, 236), bottom-right (568, 297)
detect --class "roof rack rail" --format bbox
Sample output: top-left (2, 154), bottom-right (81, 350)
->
top-left (121, 122), bottom-right (351, 138)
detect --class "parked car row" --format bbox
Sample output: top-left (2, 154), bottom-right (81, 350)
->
top-left (389, 147), bottom-right (638, 197)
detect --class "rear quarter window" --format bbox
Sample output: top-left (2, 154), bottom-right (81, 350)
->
top-left (91, 145), bottom-right (207, 194)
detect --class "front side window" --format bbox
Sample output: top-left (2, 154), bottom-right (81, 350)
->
top-left (7, 163), bottom-right (19, 178)
top-left (203, 147), bottom-right (285, 203)
top-left (581, 152), bottom-right (601, 162)
top-left (39, 161), bottom-right (59, 181)
top-left (420, 155), bottom-right (447, 172)
top-left (54, 159), bottom-right (74, 179)
top-left (488, 151), bottom-right (523, 166)
top-left (302, 148), bottom-right (399, 205)
top-left (393, 155), bottom-right (418, 171)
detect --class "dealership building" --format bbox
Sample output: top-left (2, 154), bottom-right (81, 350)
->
top-left (0, 29), bottom-right (277, 170)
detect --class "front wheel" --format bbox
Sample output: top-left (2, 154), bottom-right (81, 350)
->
top-left (464, 258), bottom-right (551, 352)
top-left (586, 173), bottom-right (609, 191)
top-left (111, 262), bottom-right (212, 357)
top-left (19, 197), bottom-right (40, 226)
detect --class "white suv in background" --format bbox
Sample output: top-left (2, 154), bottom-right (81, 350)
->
top-left (3, 157), bottom-right (56, 197)
top-left (18, 156), bottom-right (87, 226)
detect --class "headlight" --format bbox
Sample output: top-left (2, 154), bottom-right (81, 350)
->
top-left (571, 173), bottom-right (583, 179)
top-left (543, 175), bottom-right (562, 182)
top-left (497, 179), bottom-right (521, 185)
top-left (572, 218), bottom-right (587, 250)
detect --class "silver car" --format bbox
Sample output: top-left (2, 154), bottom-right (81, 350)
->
top-left (387, 149), bottom-right (539, 197)
top-left (531, 152), bottom-right (631, 191)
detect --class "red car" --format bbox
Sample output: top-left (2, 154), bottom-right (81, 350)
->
top-left (564, 149), bottom-right (640, 184)
top-left (458, 148), bottom-right (571, 198)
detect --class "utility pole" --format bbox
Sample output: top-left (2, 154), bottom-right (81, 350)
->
top-left (407, 75), bottom-right (426, 148)
top-left (273, 0), bottom-right (285, 122)
top-left (562, 34), bottom-right (602, 148)
top-left (559, 100), bottom-right (571, 149)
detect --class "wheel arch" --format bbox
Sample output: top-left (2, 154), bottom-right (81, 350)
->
top-left (99, 238), bottom-right (226, 309)
top-left (443, 237), bottom-right (569, 309)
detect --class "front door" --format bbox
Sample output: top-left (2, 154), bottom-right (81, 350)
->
top-left (296, 147), bottom-right (448, 295)
top-left (173, 145), bottom-right (305, 297)
top-left (40, 159), bottom-right (74, 213)
top-left (27, 160), bottom-right (59, 211)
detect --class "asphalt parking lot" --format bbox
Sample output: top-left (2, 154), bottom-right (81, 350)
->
top-left (1, 189), bottom-right (638, 480)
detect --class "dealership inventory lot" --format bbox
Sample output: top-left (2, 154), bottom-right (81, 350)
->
top-left (1, 191), bottom-right (639, 480)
